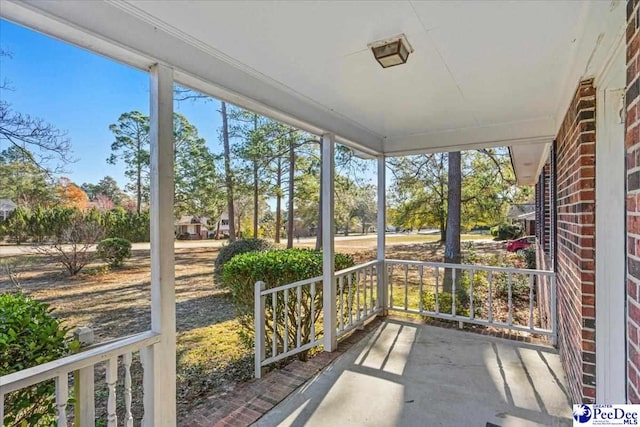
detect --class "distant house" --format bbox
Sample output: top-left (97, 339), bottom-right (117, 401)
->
top-left (175, 215), bottom-right (209, 240)
top-left (0, 199), bottom-right (17, 221)
top-left (506, 203), bottom-right (535, 235)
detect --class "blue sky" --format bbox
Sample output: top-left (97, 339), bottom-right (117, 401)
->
top-left (0, 19), bottom-right (223, 188)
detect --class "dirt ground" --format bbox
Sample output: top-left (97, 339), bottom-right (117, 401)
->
top-left (0, 238), bottom-right (509, 416)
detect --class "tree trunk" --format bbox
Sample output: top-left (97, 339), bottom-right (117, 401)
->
top-left (221, 101), bottom-right (236, 242)
top-left (252, 114), bottom-right (259, 239)
top-left (443, 151), bottom-right (462, 294)
top-left (136, 139), bottom-right (142, 214)
top-left (275, 157), bottom-right (282, 244)
top-left (286, 138), bottom-right (295, 248)
top-left (315, 139), bottom-right (323, 250)
top-left (440, 219), bottom-right (446, 243)
top-left (253, 162), bottom-right (259, 238)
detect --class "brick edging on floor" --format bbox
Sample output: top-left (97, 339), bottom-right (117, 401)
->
top-left (180, 319), bottom-right (382, 427)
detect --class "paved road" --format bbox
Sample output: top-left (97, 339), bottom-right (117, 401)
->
top-left (0, 233), bottom-right (493, 256)
top-left (0, 234), bottom-right (370, 256)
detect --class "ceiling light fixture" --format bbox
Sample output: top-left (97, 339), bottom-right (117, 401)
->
top-left (368, 34), bottom-right (413, 69)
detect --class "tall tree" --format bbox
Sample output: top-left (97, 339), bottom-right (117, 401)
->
top-left (286, 134), bottom-right (297, 248)
top-left (81, 176), bottom-right (125, 205)
top-left (221, 102), bottom-right (236, 242)
top-left (56, 177), bottom-right (89, 210)
top-left (107, 111), bottom-right (150, 213)
top-left (173, 113), bottom-right (225, 218)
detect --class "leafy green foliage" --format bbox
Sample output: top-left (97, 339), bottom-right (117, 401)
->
top-left (490, 223), bottom-right (523, 241)
top-left (221, 249), bottom-right (354, 357)
top-left (97, 237), bottom-right (132, 267)
top-left (523, 245), bottom-right (537, 269)
top-left (0, 206), bottom-right (150, 243)
top-left (214, 238), bottom-right (274, 283)
top-left (0, 293), bottom-right (77, 426)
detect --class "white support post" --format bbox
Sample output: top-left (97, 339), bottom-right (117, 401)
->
top-left (376, 155), bottom-right (387, 314)
top-left (144, 63), bottom-right (176, 427)
top-left (322, 133), bottom-right (337, 352)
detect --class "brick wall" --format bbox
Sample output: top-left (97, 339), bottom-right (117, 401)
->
top-left (554, 79), bottom-right (597, 403)
top-left (627, 0), bottom-right (640, 403)
top-left (543, 163), bottom-right (552, 253)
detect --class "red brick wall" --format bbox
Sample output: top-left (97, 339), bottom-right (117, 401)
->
top-left (554, 79), bottom-right (597, 403)
top-left (627, 0), bottom-right (640, 403)
top-left (543, 163), bottom-right (552, 252)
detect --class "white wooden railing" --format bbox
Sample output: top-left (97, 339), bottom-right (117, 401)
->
top-left (334, 260), bottom-right (381, 338)
top-left (385, 260), bottom-right (557, 343)
top-left (255, 259), bottom-right (557, 377)
top-left (0, 331), bottom-right (160, 427)
top-left (254, 261), bottom-right (382, 377)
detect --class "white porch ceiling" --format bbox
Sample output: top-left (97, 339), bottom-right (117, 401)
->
top-left (0, 0), bottom-right (626, 163)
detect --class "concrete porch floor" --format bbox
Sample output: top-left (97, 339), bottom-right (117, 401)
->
top-left (254, 319), bottom-right (572, 427)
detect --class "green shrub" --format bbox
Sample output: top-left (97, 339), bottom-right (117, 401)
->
top-left (0, 293), bottom-right (77, 427)
top-left (491, 223), bottom-right (523, 241)
top-left (221, 248), bottom-right (354, 357)
top-left (523, 245), bottom-right (536, 269)
top-left (493, 271), bottom-right (531, 304)
top-left (96, 237), bottom-right (132, 267)
top-left (214, 238), bottom-right (274, 283)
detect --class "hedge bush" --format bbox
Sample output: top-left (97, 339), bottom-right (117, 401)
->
top-left (490, 223), bottom-right (523, 241)
top-left (97, 237), bottom-right (132, 267)
top-left (221, 248), bottom-right (354, 357)
top-left (213, 238), bottom-right (274, 283)
top-left (523, 245), bottom-right (537, 269)
top-left (0, 294), bottom-right (77, 427)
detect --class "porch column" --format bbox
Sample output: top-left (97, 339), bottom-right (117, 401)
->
top-left (322, 133), bottom-right (337, 352)
top-left (144, 63), bottom-right (176, 426)
top-left (377, 155), bottom-right (387, 313)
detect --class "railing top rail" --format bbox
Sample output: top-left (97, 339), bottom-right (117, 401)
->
top-left (260, 275), bottom-right (324, 295)
top-left (335, 260), bottom-right (380, 276)
top-left (384, 259), bottom-right (555, 276)
top-left (0, 331), bottom-right (160, 394)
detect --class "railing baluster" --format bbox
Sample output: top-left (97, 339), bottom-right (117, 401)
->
top-left (338, 275), bottom-right (344, 332)
top-left (488, 271), bottom-right (493, 323)
top-left (1, 392), bottom-right (4, 424)
top-left (529, 273), bottom-right (534, 330)
top-left (403, 264), bottom-right (409, 310)
top-left (347, 272), bottom-right (353, 326)
top-left (363, 268), bottom-right (368, 314)
top-left (106, 357), bottom-right (118, 427)
top-left (388, 265), bottom-right (393, 309)
top-left (452, 268), bottom-right (457, 316)
top-left (272, 292), bottom-right (277, 358)
top-left (508, 272), bottom-right (513, 327)
top-left (56, 374), bottom-right (69, 427)
top-left (296, 285), bottom-right (302, 348)
top-left (356, 269), bottom-right (361, 321)
top-left (369, 266), bottom-right (374, 313)
top-left (284, 288), bottom-right (289, 354)
top-left (435, 267), bottom-right (439, 313)
top-left (418, 265), bottom-right (424, 313)
top-left (123, 352), bottom-right (133, 427)
top-left (310, 282), bottom-right (316, 343)
top-left (469, 270), bottom-right (475, 319)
